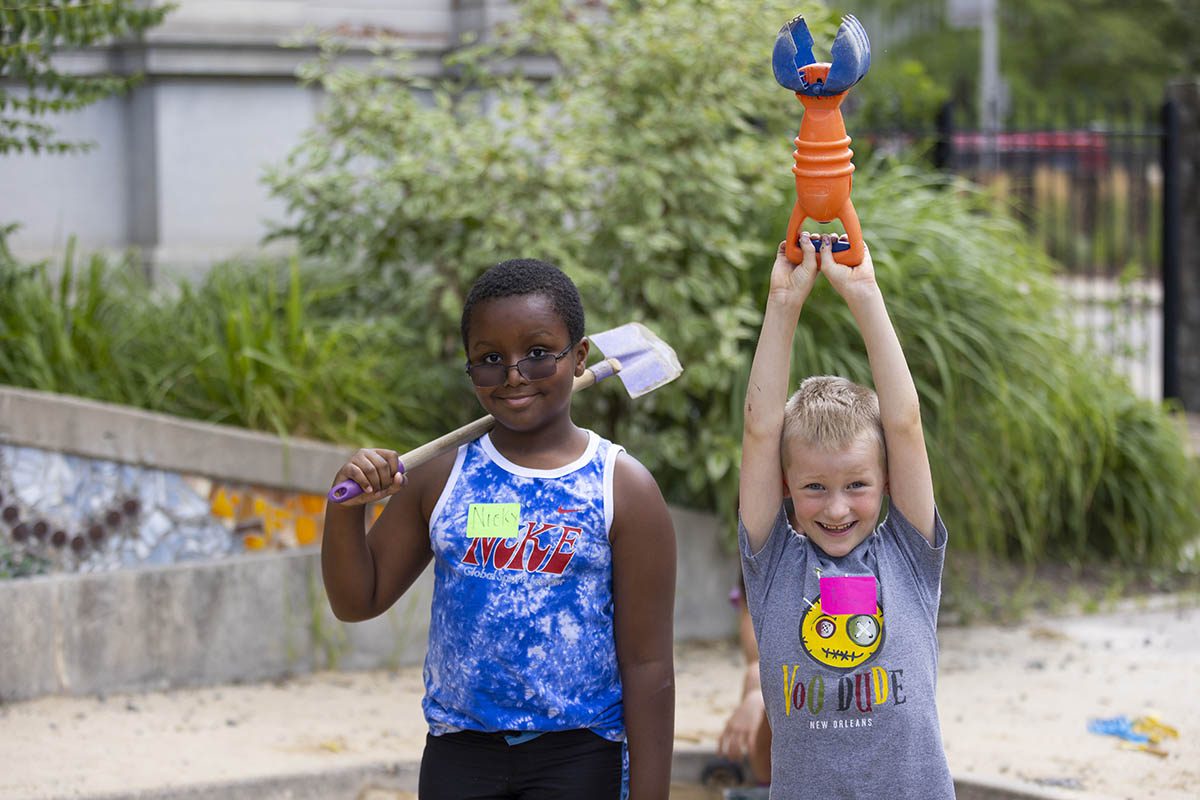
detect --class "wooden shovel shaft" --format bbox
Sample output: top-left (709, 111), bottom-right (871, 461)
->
top-left (327, 357), bottom-right (621, 502)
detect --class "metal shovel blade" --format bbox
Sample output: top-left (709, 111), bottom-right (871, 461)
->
top-left (588, 322), bottom-right (683, 399)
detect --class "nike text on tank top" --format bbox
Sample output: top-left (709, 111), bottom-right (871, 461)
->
top-left (422, 430), bottom-right (625, 741)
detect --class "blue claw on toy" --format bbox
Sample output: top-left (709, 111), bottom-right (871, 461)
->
top-left (772, 14), bottom-right (817, 92)
top-left (772, 14), bottom-right (872, 97)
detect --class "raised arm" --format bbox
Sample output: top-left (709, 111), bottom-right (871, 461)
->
top-left (611, 453), bottom-right (676, 800)
top-left (820, 240), bottom-right (936, 541)
top-left (740, 239), bottom-right (820, 551)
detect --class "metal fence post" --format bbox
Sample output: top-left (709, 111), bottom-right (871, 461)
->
top-left (1162, 98), bottom-right (1180, 400)
top-left (1163, 80), bottom-right (1199, 407)
top-left (934, 101), bottom-right (954, 170)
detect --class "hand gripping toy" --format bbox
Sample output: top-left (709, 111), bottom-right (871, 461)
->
top-left (772, 14), bottom-right (871, 266)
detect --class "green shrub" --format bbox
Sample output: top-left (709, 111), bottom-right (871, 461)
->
top-left (263, 0), bottom-right (1198, 565)
top-left (825, 164), bottom-right (1200, 565)
top-left (265, 0), bottom-right (825, 519)
top-left (3, 0), bottom-right (1195, 568)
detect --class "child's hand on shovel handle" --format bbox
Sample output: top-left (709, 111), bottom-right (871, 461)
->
top-left (330, 448), bottom-right (407, 507)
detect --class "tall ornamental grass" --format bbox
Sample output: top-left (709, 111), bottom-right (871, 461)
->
top-left (796, 164), bottom-right (1200, 565)
top-left (0, 251), bottom-right (453, 449)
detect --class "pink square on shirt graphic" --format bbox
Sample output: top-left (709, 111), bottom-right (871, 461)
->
top-left (820, 575), bottom-right (877, 614)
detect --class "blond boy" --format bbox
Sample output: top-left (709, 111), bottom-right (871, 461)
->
top-left (738, 234), bottom-right (953, 798)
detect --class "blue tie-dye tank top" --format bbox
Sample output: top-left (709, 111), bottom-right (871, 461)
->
top-left (422, 429), bottom-right (625, 741)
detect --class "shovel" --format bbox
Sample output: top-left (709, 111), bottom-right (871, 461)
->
top-left (327, 322), bottom-right (682, 502)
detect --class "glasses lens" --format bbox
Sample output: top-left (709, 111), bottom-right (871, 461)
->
top-left (469, 364), bottom-right (506, 387)
top-left (518, 353), bottom-right (558, 381)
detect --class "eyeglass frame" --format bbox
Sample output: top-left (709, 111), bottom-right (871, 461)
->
top-left (464, 342), bottom-right (578, 388)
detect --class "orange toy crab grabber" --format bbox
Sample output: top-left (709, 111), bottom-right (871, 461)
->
top-left (772, 13), bottom-right (872, 266)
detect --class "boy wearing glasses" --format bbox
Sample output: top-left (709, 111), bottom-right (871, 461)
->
top-left (322, 258), bottom-right (677, 800)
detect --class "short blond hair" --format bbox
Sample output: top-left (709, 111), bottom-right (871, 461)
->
top-left (781, 376), bottom-right (885, 469)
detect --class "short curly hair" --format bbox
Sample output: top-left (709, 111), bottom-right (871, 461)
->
top-left (460, 259), bottom-right (586, 352)
top-left (781, 375), bottom-right (885, 470)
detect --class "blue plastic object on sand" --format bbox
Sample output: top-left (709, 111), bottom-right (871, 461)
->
top-left (1087, 715), bottom-right (1151, 743)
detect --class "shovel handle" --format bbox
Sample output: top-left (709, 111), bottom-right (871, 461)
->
top-left (327, 357), bottom-right (622, 503)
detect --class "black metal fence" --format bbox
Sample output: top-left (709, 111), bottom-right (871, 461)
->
top-left (859, 98), bottom-right (1175, 400)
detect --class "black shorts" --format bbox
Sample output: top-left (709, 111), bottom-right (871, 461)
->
top-left (418, 728), bottom-right (624, 800)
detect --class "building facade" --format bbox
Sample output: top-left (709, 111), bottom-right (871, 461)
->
top-left (0, 1), bottom-right (518, 277)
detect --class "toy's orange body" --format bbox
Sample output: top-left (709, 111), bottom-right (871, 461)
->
top-left (773, 14), bottom-right (870, 266)
top-left (785, 65), bottom-right (863, 266)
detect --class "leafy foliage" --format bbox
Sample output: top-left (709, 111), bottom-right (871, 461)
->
top-left (0, 0), bottom-right (172, 155)
top-left (854, 0), bottom-right (1198, 111)
top-left (2, 0), bottom-right (1195, 567)
top-left (266, 0), bottom-right (818, 519)
top-left (842, 166), bottom-right (1200, 565)
top-left (262, 0), bottom-right (1199, 565)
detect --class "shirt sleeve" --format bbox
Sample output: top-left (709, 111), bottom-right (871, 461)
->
top-left (879, 501), bottom-right (947, 619)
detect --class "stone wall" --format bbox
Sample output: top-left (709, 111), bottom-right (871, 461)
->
top-left (0, 386), bottom-right (740, 701)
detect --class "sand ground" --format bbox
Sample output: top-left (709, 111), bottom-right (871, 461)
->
top-left (1, 596), bottom-right (1196, 800)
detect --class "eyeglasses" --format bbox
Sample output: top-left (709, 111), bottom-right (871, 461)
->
top-left (465, 343), bottom-right (576, 388)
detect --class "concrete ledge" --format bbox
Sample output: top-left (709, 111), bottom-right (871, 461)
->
top-left (0, 549), bottom-right (435, 702)
top-left (46, 754), bottom-right (1124, 800)
top-left (52, 762), bottom-right (420, 800)
top-left (1, 513), bottom-right (737, 702)
top-left (953, 773), bottom-right (1120, 800)
top-left (670, 748), bottom-right (1120, 800)
top-left (0, 385), bottom-right (350, 494)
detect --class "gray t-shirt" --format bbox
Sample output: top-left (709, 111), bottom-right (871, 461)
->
top-left (739, 502), bottom-right (954, 799)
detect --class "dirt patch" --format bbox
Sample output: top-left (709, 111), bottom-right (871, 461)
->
top-left (0, 599), bottom-right (1196, 800)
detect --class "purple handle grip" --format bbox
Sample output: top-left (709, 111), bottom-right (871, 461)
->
top-left (327, 462), bottom-right (406, 503)
top-left (328, 479), bottom-right (364, 502)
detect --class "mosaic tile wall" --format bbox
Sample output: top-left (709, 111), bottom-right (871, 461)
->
top-left (0, 444), bottom-right (381, 575)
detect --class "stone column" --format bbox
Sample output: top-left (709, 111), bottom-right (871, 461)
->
top-left (123, 46), bottom-right (160, 281)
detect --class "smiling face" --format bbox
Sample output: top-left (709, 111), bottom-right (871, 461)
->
top-left (465, 293), bottom-right (588, 434)
top-left (783, 432), bottom-right (886, 558)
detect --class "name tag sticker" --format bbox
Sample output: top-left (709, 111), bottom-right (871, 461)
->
top-left (820, 576), bottom-right (877, 615)
top-left (467, 502), bottom-right (521, 539)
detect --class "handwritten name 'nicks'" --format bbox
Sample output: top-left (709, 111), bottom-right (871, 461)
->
top-left (466, 502), bottom-right (520, 539)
